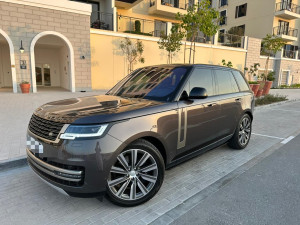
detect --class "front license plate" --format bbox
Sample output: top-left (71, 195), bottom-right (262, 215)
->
top-left (27, 135), bottom-right (44, 154)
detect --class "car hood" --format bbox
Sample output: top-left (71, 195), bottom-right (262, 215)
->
top-left (33, 95), bottom-right (168, 124)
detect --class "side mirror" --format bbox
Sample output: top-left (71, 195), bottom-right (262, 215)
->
top-left (189, 87), bottom-right (208, 99)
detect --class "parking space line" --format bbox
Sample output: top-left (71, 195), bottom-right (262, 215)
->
top-left (281, 136), bottom-right (295, 144)
top-left (269, 109), bottom-right (300, 113)
top-left (252, 133), bottom-right (285, 140)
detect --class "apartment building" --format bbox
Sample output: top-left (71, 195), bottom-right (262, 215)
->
top-left (212, 0), bottom-right (300, 85)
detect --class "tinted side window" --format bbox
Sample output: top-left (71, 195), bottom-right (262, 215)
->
top-left (189, 68), bottom-right (214, 96)
top-left (214, 69), bottom-right (239, 95)
top-left (232, 71), bottom-right (249, 91)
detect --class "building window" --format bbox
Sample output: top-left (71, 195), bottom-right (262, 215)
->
top-left (235, 3), bottom-right (247, 18)
top-left (219, 0), bottom-right (228, 7)
top-left (219, 29), bottom-right (225, 43)
top-left (220, 10), bottom-right (227, 25)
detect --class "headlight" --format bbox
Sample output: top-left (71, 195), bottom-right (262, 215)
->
top-left (60, 124), bottom-right (108, 140)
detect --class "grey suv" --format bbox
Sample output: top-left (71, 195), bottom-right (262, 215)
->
top-left (26, 64), bottom-right (254, 206)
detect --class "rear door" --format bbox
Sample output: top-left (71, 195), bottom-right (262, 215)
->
top-left (213, 68), bottom-right (243, 137)
top-left (177, 67), bottom-right (222, 156)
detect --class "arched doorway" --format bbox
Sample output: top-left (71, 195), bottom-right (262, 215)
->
top-left (0, 29), bottom-right (17, 93)
top-left (30, 31), bottom-right (75, 93)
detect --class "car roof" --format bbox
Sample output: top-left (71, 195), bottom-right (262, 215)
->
top-left (149, 64), bottom-right (242, 72)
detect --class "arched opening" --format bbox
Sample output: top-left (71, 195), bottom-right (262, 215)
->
top-left (0, 29), bottom-right (17, 93)
top-left (30, 32), bottom-right (75, 93)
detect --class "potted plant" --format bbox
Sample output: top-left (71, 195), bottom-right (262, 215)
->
top-left (20, 81), bottom-right (30, 94)
top-left (262, 71), bottom-right (275, 95)
top-left (248, 81), bottom-right (260, 96)
top-left (245, 63), bottom-right (260, 96)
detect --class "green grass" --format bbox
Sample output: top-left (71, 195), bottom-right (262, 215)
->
top-left (255, 94), bottom-right (287, 107)
top-left (278, 84), bottom-right (300, 88)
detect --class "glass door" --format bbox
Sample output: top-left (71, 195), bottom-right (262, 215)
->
top-left (35, 64), bottom-right (51, 86)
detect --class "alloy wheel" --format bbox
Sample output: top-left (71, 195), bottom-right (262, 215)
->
top-left (107, 149), bottom-right (158, 201)
top-left (238, 117), bottom-right (251, 146)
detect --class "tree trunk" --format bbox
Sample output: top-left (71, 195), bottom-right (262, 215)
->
top-left (264, 55), bottom-right (270, 81)
top-left (189, 33), bottom-right (196, 64)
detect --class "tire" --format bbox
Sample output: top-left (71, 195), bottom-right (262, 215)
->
top-left (228, 114), bottom-right (252, 150)
top-left (106, 139), bottom-right (165, 207)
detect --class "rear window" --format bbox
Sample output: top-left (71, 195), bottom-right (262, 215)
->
top-left (214, 69), bottom-right (239, 95)
top-left (232, 71), bottom-right (250, 91)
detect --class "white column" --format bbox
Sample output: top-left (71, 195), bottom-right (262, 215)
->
top-left (166, 22), bottom-right (172, 35)
top-left (213, 31), bottom-right (219, 45)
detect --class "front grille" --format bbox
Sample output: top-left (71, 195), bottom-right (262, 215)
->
top-left (28, 114), bottom-right (65, 141)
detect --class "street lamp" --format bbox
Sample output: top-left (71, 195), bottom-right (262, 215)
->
top-left (19, 40), bottom-right (24, 53)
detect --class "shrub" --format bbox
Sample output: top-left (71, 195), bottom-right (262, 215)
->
top-left (255, 94), bottom-right (287, 106)
top-left (135, 20), bottom-right (141, 33)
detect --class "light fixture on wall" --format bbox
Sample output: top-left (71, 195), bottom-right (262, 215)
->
top-left (19, 40), bottom-right (25, 53)
top-left (80, 55), bottom-right (85, 60)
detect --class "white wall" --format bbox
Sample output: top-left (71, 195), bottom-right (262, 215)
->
top-left (34, 47), bottom-right (62, 87)
top-left (0, 43), bottom-right (12, 87)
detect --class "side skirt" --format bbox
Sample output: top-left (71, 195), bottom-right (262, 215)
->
top-left (166, 134), bottom-right (233, 169)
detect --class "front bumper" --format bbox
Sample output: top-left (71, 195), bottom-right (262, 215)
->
top-left (26, 131), bottom-right (124, 196)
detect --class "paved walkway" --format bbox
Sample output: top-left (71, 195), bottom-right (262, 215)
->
top-left (0, 101), bottom-right (300, 225)
top-left (0, 88), bottom-right (106, 162)
top-left (269, 89), bottom-right (300, 100)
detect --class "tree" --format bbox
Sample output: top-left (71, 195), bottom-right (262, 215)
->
top-left (120, 37), bottom-right (145, 73)
top-left (158, 27), bottom-right (184, 64)
top-left (261, 34), bottom-right (286, 81)
top-left (176, 0), bottom-right (220, 64)
top-left (244, 63), bottom-right (260, 81)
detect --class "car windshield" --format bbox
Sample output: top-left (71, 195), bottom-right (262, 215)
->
top-left (106, 66), bottom-right (189, 102)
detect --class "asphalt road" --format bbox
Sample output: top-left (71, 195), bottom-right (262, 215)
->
top-left (171, 134), bottom-right (300, 225)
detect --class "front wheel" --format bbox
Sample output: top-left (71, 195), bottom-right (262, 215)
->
top-left (228, 114), bottom-right (252, 150)
top-left (106, 139), bottom-right (165, 207)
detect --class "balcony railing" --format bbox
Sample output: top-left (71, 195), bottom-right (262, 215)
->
top-left (276, 2), bottom-right (300, 14)
top-left (218, 33), bottom-right (244, 48)
top-left (273, 26), bottom-right (298, 37)
top-left (117, 15), bottom-right (167, 37)
top-left (91, 11), bottom-right (113, 31)
top-left (159, 0), bottom-right (188, 10)
top-left (283, 49), bottom-right (297, 59)
top-left (220, 16), bottom-right (227, 26)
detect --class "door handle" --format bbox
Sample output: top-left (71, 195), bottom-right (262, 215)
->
top-left (235, 98), bottom-right (242, 102)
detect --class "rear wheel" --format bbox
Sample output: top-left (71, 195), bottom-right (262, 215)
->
top-left (228, 114), bottom-right (252, 150)
top-left (106, 139), bottom-right (165, 207)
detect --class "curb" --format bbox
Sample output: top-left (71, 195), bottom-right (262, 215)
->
top-left (0, 157), bottom-right (27, 172)
top-left (255, 98), bottom-right (300, 111)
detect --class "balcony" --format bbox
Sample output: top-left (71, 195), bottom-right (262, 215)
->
top-left (149, 0), bottom-right (188, 17)
top-left (275, 2), bottom-right (300, 20)
top-left (283, 49), bottom-right (298, 59)
top-left (117, 15), bottom-right (167, 37)
top-left (90, 12), bottom-right (114, 31)
top-left (273, 26), bottom-right (298, 42)
top-left (218, 33), bottom-right (244, 48)
top-left (115, 0), bottom-right (144, 9)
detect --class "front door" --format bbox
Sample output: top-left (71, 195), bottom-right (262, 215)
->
top-left (35, 64), bottom-right (51, 86)
top-left (176, 68), bottom-right (222, 156)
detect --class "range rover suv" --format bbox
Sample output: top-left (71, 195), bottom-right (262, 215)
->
top-left (27, 64), bottom-right (254, 206)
